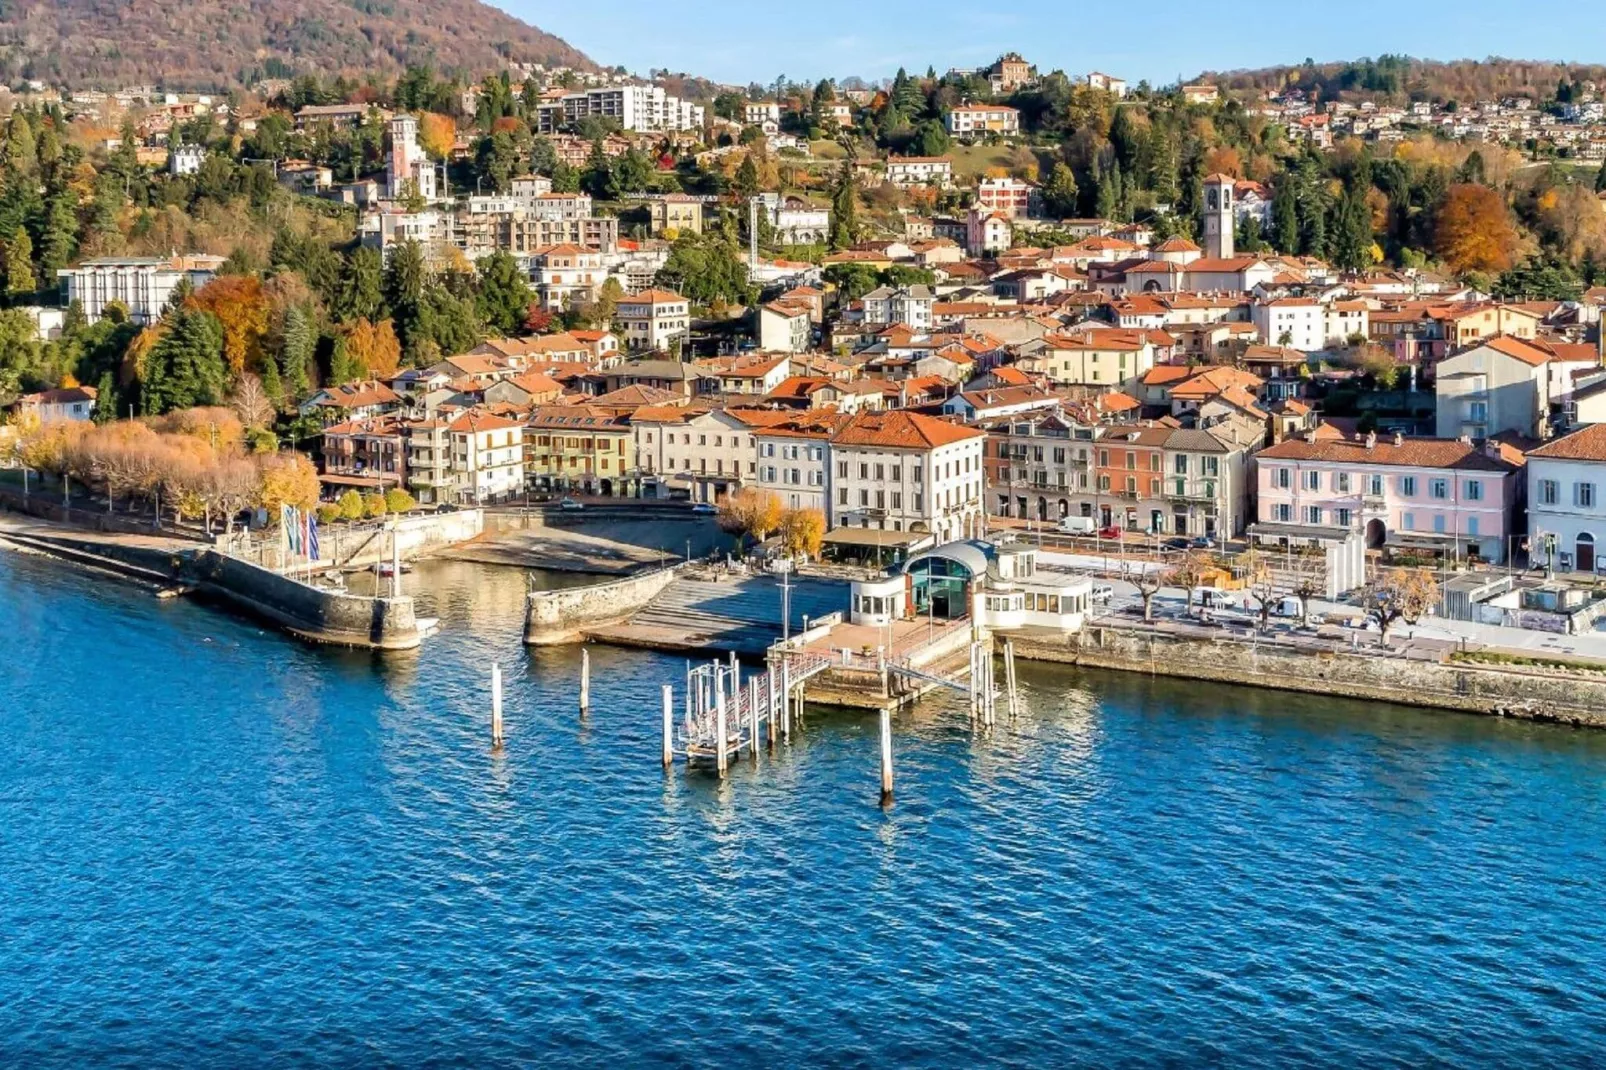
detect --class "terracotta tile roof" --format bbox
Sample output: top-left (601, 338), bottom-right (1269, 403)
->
top-left (446, 410), bottom-right (524, 434)
top-left (621, 288), bottom-right (687, 305)
top-left (1527, 423), bottom-right (1606, 462)
top-left (1479, 335), bottom-right (1551, 368)
top-left (1258, 435), bottom-right (1521, 471)
top-left (831, 410), bottom-right (985, 449)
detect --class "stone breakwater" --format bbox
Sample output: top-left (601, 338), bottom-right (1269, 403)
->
top-left (1010, 624), bottom-right (1606, 727)
top-left (0, 516), bottom-right (422, 650)
top-left (523, 565), bottom-right (680, 645)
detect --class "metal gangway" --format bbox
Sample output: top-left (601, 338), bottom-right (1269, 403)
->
top-left (660, 650), bottom-right (831, 774)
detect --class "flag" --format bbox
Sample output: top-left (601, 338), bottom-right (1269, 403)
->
top-left (307, 513), bottom-right (320, 563)
top-left (283, 505), bottom-right (301, 556)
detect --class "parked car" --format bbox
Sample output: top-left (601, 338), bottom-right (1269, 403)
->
top-left (1190, 535), bottom-right (1216, 550)
top-left (1163, 537), bottom-right (1191, 551)
top-left (1097, 526), bottom-right (1124, 540)
top-left (690, 502), bottom-right (717, 514)
top-left (1090, 583), bottom-right (1114, 604)
top-left (1056, 515), bottom-right (1095, 535)
top-left (558, 497), bottom-right (585, 511)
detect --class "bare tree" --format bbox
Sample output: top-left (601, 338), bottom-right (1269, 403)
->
top-left (1244, 551), bottom-right (1278, 629)
top-left (1288, 552), bottom-right (1328, 628)
top-left (1133, 564), bottom-right (1165, 623)
top-left (1362, 568), bottom-right (1440, 646)
top-left (231, 373), bottom-right (275, 431)
top-left (1170, 551), bottom-right (1213, 617)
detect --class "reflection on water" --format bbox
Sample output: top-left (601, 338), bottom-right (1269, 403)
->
top-left (4, 549), bottom-right (1606, 1064)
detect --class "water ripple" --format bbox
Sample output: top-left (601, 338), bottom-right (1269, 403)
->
top-left (4, 552), bottom-right (1606, 1065)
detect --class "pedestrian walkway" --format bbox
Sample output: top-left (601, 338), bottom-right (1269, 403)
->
top-left (587, 573), bottom-right (849, 656)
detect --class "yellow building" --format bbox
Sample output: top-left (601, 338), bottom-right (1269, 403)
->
top-left (525, 405), bottom-right (638, 496)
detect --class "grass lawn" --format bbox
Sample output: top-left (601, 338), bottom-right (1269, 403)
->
top-left (947, 142), bottom-right (1018, 180)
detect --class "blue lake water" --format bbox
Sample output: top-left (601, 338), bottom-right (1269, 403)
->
top-left (4, 550), bottom-right (1606, 1065)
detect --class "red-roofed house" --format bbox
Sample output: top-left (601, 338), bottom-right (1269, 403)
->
top-left (829, 411), bottom-right (987, 541)
top-left (1435, 335), bottom-right (1554, 440)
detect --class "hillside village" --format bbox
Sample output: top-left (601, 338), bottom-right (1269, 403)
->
top-left (10, 50), bottom-right (1606, 631)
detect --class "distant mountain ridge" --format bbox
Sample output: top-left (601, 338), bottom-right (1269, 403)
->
top-left (0, 0), bottom-right (597, 91)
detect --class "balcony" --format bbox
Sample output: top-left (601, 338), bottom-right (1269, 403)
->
top-left (1165, 482), bottom-right (1218, 503)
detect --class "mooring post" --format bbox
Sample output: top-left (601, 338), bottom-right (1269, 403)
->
top-left (879, 705), bottom-right (894, 805)
top-left (715, 686), bottom-right (728, 777)
top-left (729, 650), bottom-right (739, 695)
top-left (491, 663), bottom-right (504, 748)
top-left (661, 683), bottom-right (674, 768)
top-left (749, 679), bottom-right (760, 760)
top-left (1004, 639), bottom-right (1019, 719)
top-left (780, 659), bottom-right (791, 742)
top-left (579, 647), bottom-right (591, 713)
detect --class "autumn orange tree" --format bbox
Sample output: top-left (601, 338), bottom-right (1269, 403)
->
top-left (1434, 183), bottom-right (1521, 275)
top-left (185, 275), bottom-right (269, 378)
top-left (418, 113), bottom-right (456, 160)
top-left (342, 318), bottom-right (402, 380)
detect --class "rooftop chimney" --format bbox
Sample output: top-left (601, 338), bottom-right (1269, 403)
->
top-left (1365, 430), bottom-right (1377, 450)
top-left (1392, 431), bottom-right (1404, 446)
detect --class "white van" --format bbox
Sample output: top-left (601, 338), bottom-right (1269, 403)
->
top-left (1056, 515), bottom-right (1095, 535)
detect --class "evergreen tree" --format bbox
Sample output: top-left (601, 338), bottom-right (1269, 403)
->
top-left (4, 226), bottom-right (33, 295)
top-left (475, 250), bottom-right (534, 336)
top-left (143, 309), bottom-right (226, 414)
top-left (37, 191), bottom-right (78, 279)
top-left (1595, 160), bottom-right (1606, 195)
top-left (1330, 186), bottom-right (1373, 272)
top-left (92, 371), bottom-right (117, 424)
top-left (1094, 158), bottom-right (1119, 221)
top-left (829, 162), bottom-right (858, 250)
top-left (1271, 178), bottom-right (1300, 253)
top-left (733, 154), bottom-right (760, 200)
top-left (1043, 162), bottom-right (1080, 219)
top-left (279, 304), bottom-right (316, 398)
top-left (1147, 126), bottom-right (1178, 204)
top-left (384, 240), bottom-right (427, 358)
top-left (334, 247), bottom-right (385, 324)
top-left (4, 113), bottom-right (36, 175)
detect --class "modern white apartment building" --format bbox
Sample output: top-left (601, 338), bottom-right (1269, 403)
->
top-left (57, 254), bottom-right (226, 324)
top-left (447, 411), bottom-right (526, 503)
top-left (558, 85), bottom-right (703, 132)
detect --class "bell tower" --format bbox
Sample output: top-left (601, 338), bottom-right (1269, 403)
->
top-left (1202, 173), bottom-right (1235, 259)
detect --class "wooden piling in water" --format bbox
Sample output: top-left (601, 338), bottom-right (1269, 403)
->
top-left (662, 683), bottom-right (674, 767)
top-left (491, 663), bottom-right (504, 748)
top-left (749, 679), bottom-right (760, 761)
top-left (879, 706), bottom-right (894, 804)
top-left (584, 650), bottom-right (595, 706)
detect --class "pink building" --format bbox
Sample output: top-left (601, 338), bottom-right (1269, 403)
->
top-left (1254, 432), bottom-right (1524, 565)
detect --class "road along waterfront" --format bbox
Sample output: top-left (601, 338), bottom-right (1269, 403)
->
top-left (6, 550), bottom-right (1606, 1063)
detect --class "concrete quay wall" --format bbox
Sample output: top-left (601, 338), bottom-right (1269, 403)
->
top-left (524, 565), bottom-right (680, 645)
top-left (185, 550), bottom-right (421, 650)
top-left (1011, 625), bottom-right (1606, 727)
top-left (0, 522), bottom-right (421, 650)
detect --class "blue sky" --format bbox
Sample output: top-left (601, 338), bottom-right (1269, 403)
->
top-left (495, 0), bottom-right (1594, 87)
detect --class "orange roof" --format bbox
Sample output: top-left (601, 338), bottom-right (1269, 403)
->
top-left (1480, 335), bottom-right (1551, 368)
top-left (446, 410), bottom-right (524, 434)
top-left (831, 410), bottom-right (984, 449)
top-left (622, 288), bottom-right (686, 305)
top-left (1258, 435), bottom-right (1521, 471)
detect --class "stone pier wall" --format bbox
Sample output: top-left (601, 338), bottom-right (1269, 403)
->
top-left (1011, 626), bottom-right (1606, 727)
top-left (524, 566), bottom-right (680, 645)
top-left (185, 550), bottom-right (421, 650)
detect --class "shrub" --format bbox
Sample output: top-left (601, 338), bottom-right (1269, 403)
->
top-left (363, 492), bottom-right (388, 518)
top-left (384, 488), bottom-right (416, 514)
top-left (337, 489), bottom-right (364, 520)
top-left (316, 503), bottom-right (342, 526)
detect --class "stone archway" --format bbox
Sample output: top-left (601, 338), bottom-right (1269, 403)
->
top-left (1365, 518), bottom-right (1386, 550)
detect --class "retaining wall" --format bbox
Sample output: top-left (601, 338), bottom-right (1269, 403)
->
top-left (1, 521), bottom-right (420, 650)
top-left (1011, 625), bottom-right (1606, 727)
top-left (524, 565), bottom-right (680, 645)
top-left (185, 550), bottom-right (421, 650)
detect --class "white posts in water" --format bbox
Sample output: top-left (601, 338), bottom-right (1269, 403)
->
top-left (491, 663), bottom-right (504, 748)
top-left (1003, 640), bottom-right (1020, 720)
top-left (879, 706), bottom-right (894, 805)
top-left (662, 683), bottom-right (674, 768)
top-left (585, 648), bottom-right (593, 708)
top-left (714, 683), bottom-right (728, 776)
